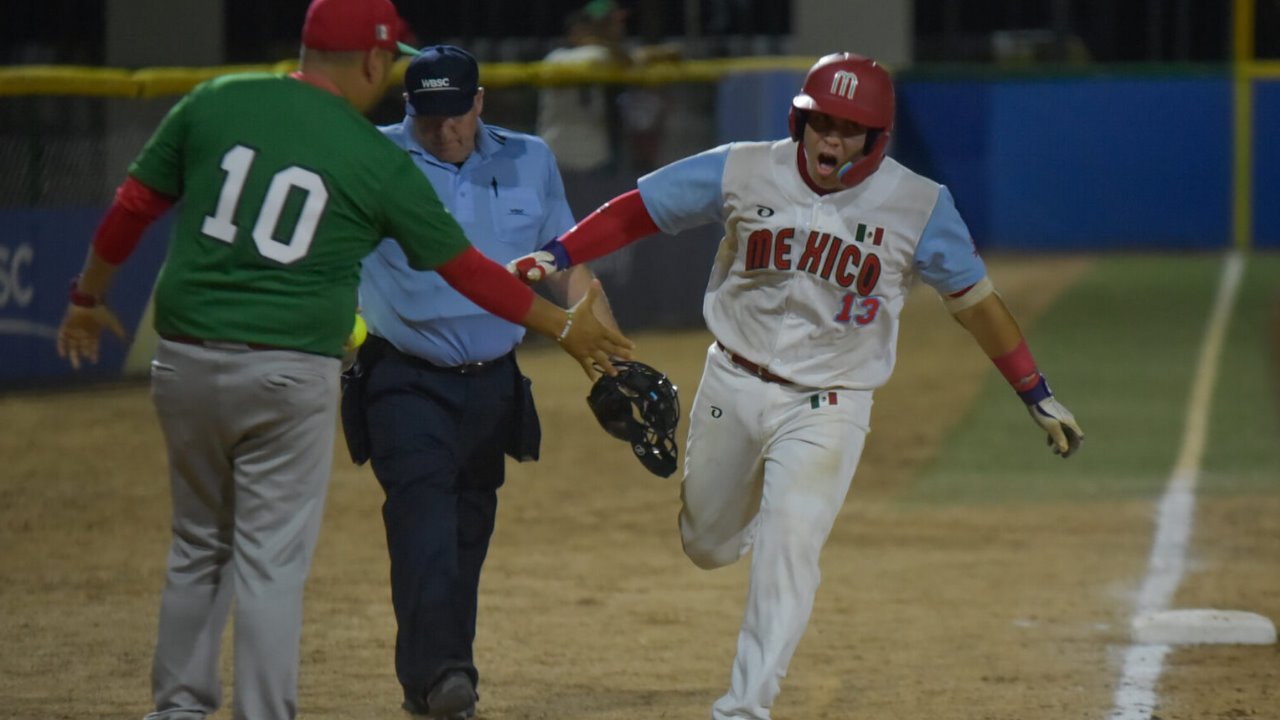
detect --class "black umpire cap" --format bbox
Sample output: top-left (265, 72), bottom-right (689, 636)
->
top-left (403, 45), bottom-right (480, 118)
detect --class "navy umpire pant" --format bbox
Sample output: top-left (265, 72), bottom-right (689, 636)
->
top-left (358, 336), bottom-right (519, 704)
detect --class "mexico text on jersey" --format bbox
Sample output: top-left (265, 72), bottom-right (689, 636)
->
top-left (637, 139), bottom-right (986, 390)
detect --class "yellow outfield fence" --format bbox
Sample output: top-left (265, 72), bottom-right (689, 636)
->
top-left (0, 56), bottom-right (822, 98)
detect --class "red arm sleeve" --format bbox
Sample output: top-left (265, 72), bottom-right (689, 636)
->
top-left (92, 176), bottom-right (176, 265)
top-left (558, 189), bottom-right (661, 266)
top-left (435, 246), bottom-right (537, 325)
top-left (992, 339), bottom-right (1042, 393)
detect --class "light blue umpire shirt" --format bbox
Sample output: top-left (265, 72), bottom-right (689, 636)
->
top-left (360, 117), bottom-right (576, 366)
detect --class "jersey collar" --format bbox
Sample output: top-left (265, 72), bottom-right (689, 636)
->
top-left (288, 70), bottom-right (342, 97)
top-left (393, 117), bottom-right (501, 168)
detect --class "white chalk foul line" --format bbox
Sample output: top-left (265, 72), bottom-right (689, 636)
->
top-left (1107, 250), bottom-right (1246, 720)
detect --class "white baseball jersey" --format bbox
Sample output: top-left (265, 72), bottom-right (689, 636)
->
top-left (637, 139), bottom-right (986, 390)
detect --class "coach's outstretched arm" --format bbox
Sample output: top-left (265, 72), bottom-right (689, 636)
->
top-left (434, 248), bottom-right (631, 379)
top-left (57, 176), bottom-right (634, 379)
top-left (946, 280), bottom-right (1084, 458)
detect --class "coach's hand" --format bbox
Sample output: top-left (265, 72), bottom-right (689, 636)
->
top-left (1027, 396), bottom-right (1084, 458)
top-left (557, 281), bottom-right (633, 380)
top-left (56, 303), bottom-right (127, 370)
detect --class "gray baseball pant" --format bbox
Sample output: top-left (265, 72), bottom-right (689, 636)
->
top-left (143, 339), bottom-right (339, 720)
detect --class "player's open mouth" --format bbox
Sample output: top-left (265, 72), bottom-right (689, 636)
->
top-left (816, 152), bottom-right (840, 176)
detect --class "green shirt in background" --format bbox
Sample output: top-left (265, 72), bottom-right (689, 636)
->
top-left (129, 72), bottom-right (470, 357)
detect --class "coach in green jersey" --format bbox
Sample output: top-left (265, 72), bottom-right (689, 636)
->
top-left (54, 1), bottom-right (632, 719)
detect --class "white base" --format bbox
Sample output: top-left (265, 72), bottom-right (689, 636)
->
top-left (1132, 609), bottom-right (1277, 645)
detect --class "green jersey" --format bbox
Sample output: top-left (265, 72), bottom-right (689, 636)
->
top-left (129, 72), bottom-right (470, 357)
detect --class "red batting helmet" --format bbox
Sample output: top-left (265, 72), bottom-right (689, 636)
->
top-left (788, 53), bottom-right (895, 188)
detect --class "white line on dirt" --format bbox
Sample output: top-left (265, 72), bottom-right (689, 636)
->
top-left (1107, 251), bottom-right (1246, 720)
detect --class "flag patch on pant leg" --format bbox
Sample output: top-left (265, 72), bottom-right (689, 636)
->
top-left (809, 391), bottom-right (837, 409)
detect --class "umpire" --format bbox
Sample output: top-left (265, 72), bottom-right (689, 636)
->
top-left (341, 45), bottom-right (619, 719)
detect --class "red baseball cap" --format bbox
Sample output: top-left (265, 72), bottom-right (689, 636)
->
top-left (302, 0), bottom-right (415, 54)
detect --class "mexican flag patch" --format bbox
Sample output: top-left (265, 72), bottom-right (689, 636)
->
top-left (809, 392), bottom-right (838, 409)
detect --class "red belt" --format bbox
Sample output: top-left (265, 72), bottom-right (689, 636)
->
top-left (717, 342), bottom-right (792, 384)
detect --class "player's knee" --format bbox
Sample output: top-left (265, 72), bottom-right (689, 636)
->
top-left (680, 522), bottom-right (745, 570)
top-left (681, 538), bottom-right (736, 569)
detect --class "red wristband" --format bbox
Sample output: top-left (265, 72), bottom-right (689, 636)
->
top-left (992, 339), bottom-right (1041, 392)
top-left (68, 276), bottom-right (100, 308)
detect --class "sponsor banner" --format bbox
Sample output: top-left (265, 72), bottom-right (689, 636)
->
top-left (0, 209), bottom-right (169, 388)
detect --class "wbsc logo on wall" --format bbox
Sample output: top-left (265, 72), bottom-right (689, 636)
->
top-left (0, 238), bottom-right (65, 386)
top-left (0, 243), bottom-right (35, 313)
top-left (0, 211), bottom-right (171, 388)
top-left (0, 239), bottom-right (68, 386)
top-left (0, 242), bottom-right (51, 346)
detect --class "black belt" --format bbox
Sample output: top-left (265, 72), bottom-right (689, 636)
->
top-left (717, 342), bottom-right (792, 385)
top-left (369, 334), bottom-right (509, 376)
top-left (161, 334), bottom-right (294, 352)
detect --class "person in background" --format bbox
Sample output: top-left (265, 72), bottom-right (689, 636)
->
top-left (343, 45), bottom-right (620, 720)
top-left (53, 1), bottom-right (632, 718)
top-left (536, 0), bottom-right (629, 186)
top-left (537, 0), bottom-right (679, 286)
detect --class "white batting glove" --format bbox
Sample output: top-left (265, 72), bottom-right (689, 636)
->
top-left (507, 239), bottom-right (572, 284)
top-left (506, 250), bottom-right (559, 284)
top-left (1027, 395), bottom-right (1084, 458)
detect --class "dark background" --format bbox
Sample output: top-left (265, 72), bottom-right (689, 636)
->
top-left (4, 0), bottom-right (1280, 66)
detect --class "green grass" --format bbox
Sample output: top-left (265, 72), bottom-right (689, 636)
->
top-left (1200, 254), bottom-right (1280, 494)
top-left (908, 252), bottom-right (1280, 505)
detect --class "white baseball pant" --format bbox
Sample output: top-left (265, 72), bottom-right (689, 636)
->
top-left (681, 343), bottom-right (871, 720)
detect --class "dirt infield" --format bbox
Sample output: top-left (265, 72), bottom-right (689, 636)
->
top-left (2, 256), bottom-right (1276, 720)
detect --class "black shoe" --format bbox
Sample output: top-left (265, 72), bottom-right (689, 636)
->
top-left (401, 696), bottom-right (429, 716)
top-left (401, 697), bottom-right (475, 719)
top-left (402, 671), bottom-right (477, 719)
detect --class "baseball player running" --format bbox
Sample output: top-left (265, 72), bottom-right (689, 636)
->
top-left (509, 52), bottom-right (1083, 719)
top-left (53, 1), bottom-right (631, 718)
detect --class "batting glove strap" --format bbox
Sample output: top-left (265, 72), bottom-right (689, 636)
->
top-left (1016, 374), bottom-right (1052, 405)
top-left (1027, 394), bottom-right (1084, 458)
top-left (539, 238), bottom-right (572, 269)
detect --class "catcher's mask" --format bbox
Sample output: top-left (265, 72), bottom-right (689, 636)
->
top-left (788, 52), bottom-right (895, 188)
top-left (587, 360), bottom-right (680, 478)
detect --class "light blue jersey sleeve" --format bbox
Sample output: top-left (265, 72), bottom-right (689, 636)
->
top-left (913, 186), bottom-right (987, 295)
top-left (636, 144), bottom-right (731, 234)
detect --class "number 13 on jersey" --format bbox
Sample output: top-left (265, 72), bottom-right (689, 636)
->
top-left (834, 293), bottom-right (880, 325)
